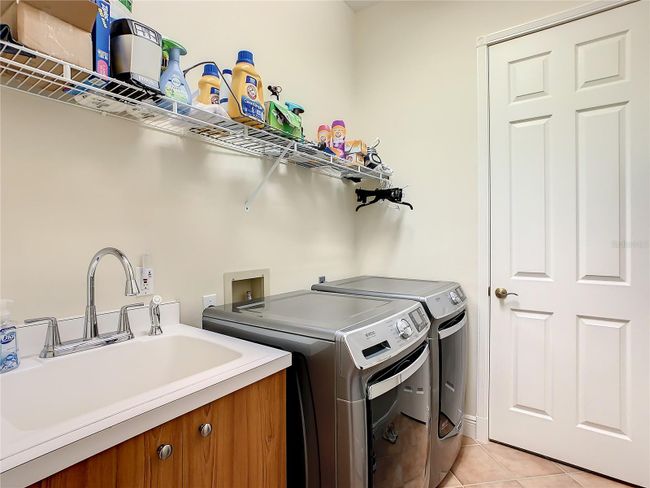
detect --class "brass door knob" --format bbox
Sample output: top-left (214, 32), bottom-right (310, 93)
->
top-left (495, 287), bottom-right (518, 299)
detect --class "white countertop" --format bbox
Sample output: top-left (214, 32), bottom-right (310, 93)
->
top-left (0, 302), bottom-right (291, 487)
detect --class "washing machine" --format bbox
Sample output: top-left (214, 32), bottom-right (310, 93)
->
top-left (312, 277), bottom-right (468, 486)
top-left (203, 290), bottom-right (432, 488)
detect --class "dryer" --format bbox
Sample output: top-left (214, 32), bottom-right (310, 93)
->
top-left (203, 290), bottom-right (432, 488)
top-left (313, 277), bottom-right (468, 486)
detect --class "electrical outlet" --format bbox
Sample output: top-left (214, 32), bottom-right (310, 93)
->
top-left (136, 266), bottom-right (154, 296)
top-left (203, 294), bottom-right (217, 309)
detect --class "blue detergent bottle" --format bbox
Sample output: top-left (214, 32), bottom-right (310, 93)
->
top-left (159, 38), bottom-right (192, 112)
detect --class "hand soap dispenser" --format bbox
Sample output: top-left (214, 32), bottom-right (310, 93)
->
top-left (0, 299), bottom-right (19, 373)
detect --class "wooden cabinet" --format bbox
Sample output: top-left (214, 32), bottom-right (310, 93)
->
top-left (29, 371), bottom-right (286, 488)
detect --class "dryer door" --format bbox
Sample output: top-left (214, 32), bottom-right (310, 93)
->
top-left (367, 343), bottom-right (431, 488)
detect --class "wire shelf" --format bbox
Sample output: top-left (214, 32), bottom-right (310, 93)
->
top-left (0, 40), bottom-right (391, 183)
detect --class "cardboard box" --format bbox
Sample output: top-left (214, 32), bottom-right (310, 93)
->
top-left (265, 101), bottom-right (303, 140)
top-left (92, 0), bottom-right (110, 75)
top-left (0, 0), bottom-right (98, 70)
top-left (345, 139), bottom-right (368, 157)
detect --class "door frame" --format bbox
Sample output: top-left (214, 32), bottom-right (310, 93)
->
top-left (474, 0), bottom-right (637, 443)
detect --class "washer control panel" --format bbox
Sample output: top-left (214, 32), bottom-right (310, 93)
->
top-left (408, 307), bottom-right (428, 330)
top-left (396, 318), bottom-right (413, 338)
top-left (342, 303), bottom-right (431, 369)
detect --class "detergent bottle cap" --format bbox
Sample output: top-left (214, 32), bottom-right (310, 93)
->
top-left (222, 68), bottom-right (232, 75)
top-left (237, 50), bottom-right (254, 65)
top-left (202, 64), bottom-right (219, 78)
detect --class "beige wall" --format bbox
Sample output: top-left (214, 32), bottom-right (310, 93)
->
top-left (351, 1), bottom-right (587, 417)
top-left (0, 1), bottom-right (360, 327)
top-left (1, 1), bottom-right (588, 418)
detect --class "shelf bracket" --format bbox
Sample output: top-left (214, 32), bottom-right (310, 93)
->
top-left (244, 142), bottom-right (294, 212)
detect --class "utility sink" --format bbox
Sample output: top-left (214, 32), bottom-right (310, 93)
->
top-left (0, 322), bottom-right (291, 480)
top-left (1, 334), bottom-right (241, 431)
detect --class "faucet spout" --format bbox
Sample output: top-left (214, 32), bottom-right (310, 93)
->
top-left (83, 247), bottom-right (140, 340)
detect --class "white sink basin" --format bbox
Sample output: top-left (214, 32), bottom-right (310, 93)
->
top-left (0, 303), bottom-right (291, 487)
top-left (1, 334), bottom-right (242, 431)
top-left (0, 321), bottom-right (291, 482)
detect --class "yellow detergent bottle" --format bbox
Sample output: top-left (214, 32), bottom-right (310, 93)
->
top-left (197, 64), bottom-right (221, 105)
top-left (228, 50), bottom-right (265, 127)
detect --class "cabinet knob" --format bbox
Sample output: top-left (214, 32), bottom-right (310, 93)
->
top-left (157, 444), bottom-right (173, 460)
top-left (199, 423), bottom-right (212, 437)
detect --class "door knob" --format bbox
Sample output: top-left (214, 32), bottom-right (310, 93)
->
top-left (494, 287), bottom-right (518, 299)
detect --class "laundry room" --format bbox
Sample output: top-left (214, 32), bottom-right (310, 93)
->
top-left (0, 1), bottom-right (648, 487)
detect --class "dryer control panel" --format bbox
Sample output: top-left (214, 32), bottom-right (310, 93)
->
top-left (425, 284), bottom-right (466, 320)
top-left (341, 303), bottom-right (431, 370)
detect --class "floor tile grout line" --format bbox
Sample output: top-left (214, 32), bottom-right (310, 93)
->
top-left (476, 442), bottom-right (520, 475)
top-left (456, 467), bottom-right (621, 488)
top-left (460, 472), bottom-right (573, 487)
top-left (453, 442), bottom-right (630, 488)
top-left (453, 459), bottom-right (585, 487)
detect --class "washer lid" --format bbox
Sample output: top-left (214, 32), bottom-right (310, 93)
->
top-left (312, 275), bottom-right (457, 300)
top-left (312, 276), bottom-right (464, 319)
top-left (202, 290), bottom-right (417, 341)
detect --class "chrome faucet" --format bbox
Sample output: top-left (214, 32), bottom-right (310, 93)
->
top-left (24, 247), bottom-right (144, 359)
top-left (84, 247), bottom-right (140, 340)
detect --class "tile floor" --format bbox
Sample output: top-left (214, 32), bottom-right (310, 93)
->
top-left (441, 437), bottom-right (633, 488)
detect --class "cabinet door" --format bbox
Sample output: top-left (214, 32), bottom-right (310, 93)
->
top-left (143, 416), bottom-right (184, 488)
top-left (115, 432), bottom-right (146, 488)
top-left (182, 402), bottom-right (218, 488)
top-left (216, 370), bottom-right (286, 488)
top-left (28, 371), bottom-right (285, 488)
top-left (35, 447), bottom-right (117, 488)
top-left (185, 370), bottom-right (287, 488)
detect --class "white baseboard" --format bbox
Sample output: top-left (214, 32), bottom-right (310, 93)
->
top-left (462, 414), bottom-right (477, 440)
top-left (476, 415), bottom-right (489, 443)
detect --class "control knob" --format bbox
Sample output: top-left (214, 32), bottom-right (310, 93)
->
top-left (396, 318), bottom-right (413, 339)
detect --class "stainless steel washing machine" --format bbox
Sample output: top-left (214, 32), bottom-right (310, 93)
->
top-left (202, 290), bottom-right (432, 488)
top-left (312, 277), bottom-right (468, 487)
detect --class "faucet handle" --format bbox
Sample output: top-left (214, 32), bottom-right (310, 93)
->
top-left (25, 317), bottom-right (62, 358)
top-left (118, 303), bottom-right (144, 338)
top-left (148, 295), bottom-right (163, 336)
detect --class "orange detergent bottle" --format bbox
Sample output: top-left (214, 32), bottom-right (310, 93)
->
top-left (227, 50), bottom-right (265, 127)
top-left (197, 63), bottom-right (221, 105)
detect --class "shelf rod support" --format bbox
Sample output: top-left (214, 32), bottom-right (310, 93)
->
top-left (244, 142), bottom-right (294, 212)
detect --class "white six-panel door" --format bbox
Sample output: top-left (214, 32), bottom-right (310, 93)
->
top-left (488, 2), bottom-right (649, 485)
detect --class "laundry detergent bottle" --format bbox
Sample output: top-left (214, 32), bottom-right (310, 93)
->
top-left (219, 68), bottom-right (232, 109)
top-left (197, 63), bottom-right (221, 105)
top-left (228, 50), bottom-right (265, 127)
top-left (160, 39), bottom-right (192, 108)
